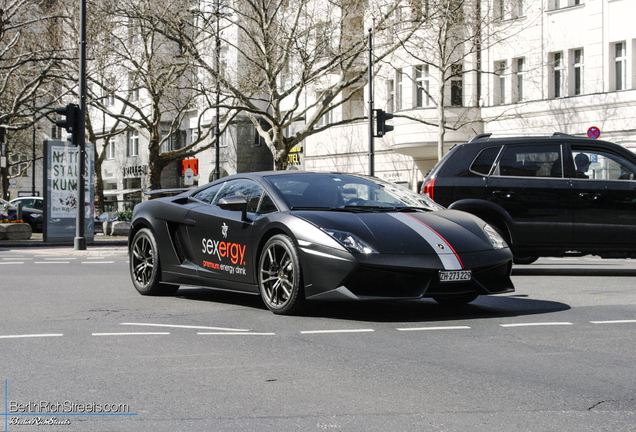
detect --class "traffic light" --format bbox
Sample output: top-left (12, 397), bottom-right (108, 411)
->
top-left (375, 109), bottom-right (394, 137)
top-left (55, 103), bottom-right (81, 145)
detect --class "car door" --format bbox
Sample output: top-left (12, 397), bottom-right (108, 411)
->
top-left (185, 178), bottom-right (264, 286)
top-left (569, 144), bottom-right (636, 247)
top-left (486, 143), bottom-right (572, 246)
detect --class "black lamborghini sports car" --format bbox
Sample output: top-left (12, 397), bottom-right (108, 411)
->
top-left (129, 171), bottom-right (514, 314)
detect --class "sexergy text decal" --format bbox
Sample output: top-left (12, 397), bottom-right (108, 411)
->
top-left (200, 224), bottom-right (247, 276)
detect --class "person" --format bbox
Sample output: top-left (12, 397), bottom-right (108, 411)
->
top-left (575, 153), bottom-right (591, 178)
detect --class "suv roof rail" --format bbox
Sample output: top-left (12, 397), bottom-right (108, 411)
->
top-left (469, 132), bottom-right (576, 142)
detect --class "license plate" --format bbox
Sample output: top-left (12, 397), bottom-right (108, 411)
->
top-left (439, 270), bottom-right (472, 282)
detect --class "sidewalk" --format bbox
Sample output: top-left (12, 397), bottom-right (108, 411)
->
top-left (0, 233), bottom-right (129, 257)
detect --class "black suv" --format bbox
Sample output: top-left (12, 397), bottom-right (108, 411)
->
top-left (423, 133), bottom-right (636, 263)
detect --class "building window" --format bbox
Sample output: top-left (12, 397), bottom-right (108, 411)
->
top-left (551, 52), bottom-right (564, 98)
top-left (414, 65), bottom-right (429, 107)
top-left (128, 74), bottom-right (139, 101)
top-left (106, 141), bottom-right (115, 159)
top-left (450, 63), bottom-right (463, 106)
top-left (552, 0), bottom-right (583, 10)
top-left (396, 69), bottom-right (403, 111)
top-left (495, 60), bottom-right (506, 105)
top-left (127, 130), bottom-right (139, 157)
top-left (513, 58), bottom-right (524, 102)
top-left (614, 42), bottom-right (627, 91)
top-left (387, 79), bottom-right (395, 113)
top-left (572, 48), bottom-right (583, 96)
top-left (495, 0), bottom-right (523, 20)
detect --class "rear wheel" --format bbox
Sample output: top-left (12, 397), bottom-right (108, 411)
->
top-left (433, 293), bottom-right (479, 305)
top-left (130, 228), bottom-right (179, 296)
top-left (258, 234), bottom-right (305, 315)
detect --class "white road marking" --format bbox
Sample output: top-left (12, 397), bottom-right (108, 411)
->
top-left (0, 333), bottom-right (63, 339)
top-left (397, 326), bottom-right (471, 331)
top-left (120, 322), bottom-right (250, 332)
top-left (197, 332), bottom-right (276, 336)
top-left (0, 262), bottom-right (24, 265)
top-left (35, 261), bottom-right (70, 264)
top-left (500, 322), bottom-right (573, 328)
top-left (43, 257), bottom-right (77, 260)
top-left (92, 332), bottom-right (170, 336)
top-left (300, 329), bottom-right (375, 334)
top-left (81, 261), bottom-right (115, 264)
top-left (590, 320), bottom-right (636, 325)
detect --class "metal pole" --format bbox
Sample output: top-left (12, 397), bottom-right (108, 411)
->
top-left (214, 0), bottom-right (221, 181)
top-left (32, 123), bottom-right (36, 195)
top-left (368, 28), bottom-right (374, 177)
top-left (75, 0), bottom-right (87, 250)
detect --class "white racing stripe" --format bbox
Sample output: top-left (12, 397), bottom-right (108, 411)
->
top-left (389, 213), bottom-right (463, 270)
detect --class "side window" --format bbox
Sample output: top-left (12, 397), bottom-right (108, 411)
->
top-left (193, 182), bottom-right (224, 204)
top-left (256, 193), bottom-right (278, 215)
top-left (212, 179), bottom-right (264, 214)
top-left (496, 144), bottom-right (562, 178)
top-left (470, 146), bottom-right (501, 175)
top-left (571, 148), bottom-right (636, 180)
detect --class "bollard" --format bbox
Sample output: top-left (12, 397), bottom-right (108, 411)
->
top-left (16, 202), bottom-right (22, 221)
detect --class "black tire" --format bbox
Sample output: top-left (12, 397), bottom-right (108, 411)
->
top-left (258, 234), bottom-right (305, 315)
top-left (488, 222), bottom-right (538, 265)
top-left (512, 255), bottom-right (539, 265)
top-left (433, 293), bottom-right (479, 305)
top-left (129, 228), bottom-right (179, 296)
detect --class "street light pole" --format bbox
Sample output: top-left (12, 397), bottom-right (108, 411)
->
top-left (75, 0), bottom-right (87, 250)
top-left (368, 27), bottom-right (374, 177)
top-left (214, 0), bottom-right (221, 181)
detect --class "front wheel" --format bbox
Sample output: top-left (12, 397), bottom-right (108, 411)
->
top-left (258, 234), bottom-right (305, 315)
top-left (129, 228), bottom-right (179, 296)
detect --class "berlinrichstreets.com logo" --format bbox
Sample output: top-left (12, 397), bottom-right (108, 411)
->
top-left (3, 380), bottom-right (137, 430)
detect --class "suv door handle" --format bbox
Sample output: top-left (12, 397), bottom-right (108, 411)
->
top-left (492, 191), bottom-right (515, 200)
top-left (579, 192), bottom-right (601, 201)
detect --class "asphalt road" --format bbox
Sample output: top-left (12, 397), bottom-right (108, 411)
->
top-left (1, 249), bottom-right (635, 432)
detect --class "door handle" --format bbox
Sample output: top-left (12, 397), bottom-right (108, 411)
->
top-left (579, 192), bottom-right (601, 201)
top-left (492, 191), bottom-right (515, 200)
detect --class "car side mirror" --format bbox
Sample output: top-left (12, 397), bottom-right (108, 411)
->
top-left (218, 195), bottom-right (248, 221)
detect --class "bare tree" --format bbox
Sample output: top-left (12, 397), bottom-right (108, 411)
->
top-left (0, 0), bottom-right (68, 199)
top-left (83, 0), bottom-right (240, 191)
top-left (154, 0), bottom-right (422, 170)
top-left (391, 0), bottom-right (529, 160)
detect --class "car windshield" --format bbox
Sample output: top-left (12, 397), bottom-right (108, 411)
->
top-left (267, 173), bottom-right (443, 212)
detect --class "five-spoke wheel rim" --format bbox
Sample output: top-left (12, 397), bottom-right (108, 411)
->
top-left (260, 240), bottom-right (295, 309)
top-left (131, 233), bottom-right (155, 288)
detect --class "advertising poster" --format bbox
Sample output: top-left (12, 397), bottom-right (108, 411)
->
top-left (43, 141), bottom-right (94, 242)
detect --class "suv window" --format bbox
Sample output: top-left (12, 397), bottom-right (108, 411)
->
top-left (571, 147), bottom-right (636, 180)
top-left (470, 146), bottom-right (502, 175)
top-left (495, 144), bottom-right (562, 178)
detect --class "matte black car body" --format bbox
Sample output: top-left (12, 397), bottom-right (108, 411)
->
top-left (129, 172), bottom-right (513, 313)
top-left (423, 133), bottom-right (636, 262)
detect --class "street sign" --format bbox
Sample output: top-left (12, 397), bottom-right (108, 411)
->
top-left (184, 167), bottom-right (194, 186)
top-left (587, 126), bottom-right (601, 139)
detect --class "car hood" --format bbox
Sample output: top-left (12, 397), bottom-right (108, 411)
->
top-left (293, 209), bottom-right (496, 254)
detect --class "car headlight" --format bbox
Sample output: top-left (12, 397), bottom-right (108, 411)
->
top-left (322, 228), bottom-right (378, 254)
top-left (30, 213), bottom-right (42, 220)
top-left (483, 224), bottom-right (507, 249)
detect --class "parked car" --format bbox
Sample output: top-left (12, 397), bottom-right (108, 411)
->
top-left (422, 132), bottom-right (636, 263)
top-left (9, 196), bottom-right (44, 211)
top-left (129, 171), bottom-right (514, 314)
top-left (1, 198), bottom-right (43, 232)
